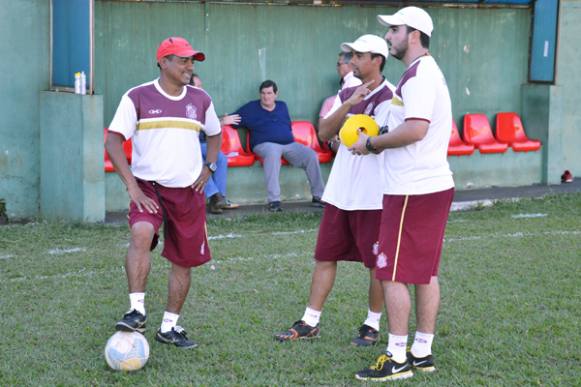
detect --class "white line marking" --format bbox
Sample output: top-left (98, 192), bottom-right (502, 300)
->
top-left (0, 254), bottom-right (14, 260)
top-left (445, 230), bottom-right (580, 243)
top-left (511, 213), bottom-right (547, 219)
top-left (48, 247), bottom-right (87, 255)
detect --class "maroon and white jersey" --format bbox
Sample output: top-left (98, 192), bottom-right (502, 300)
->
top-left (109, 79), bottom-right (221, 187)
top-left (322, 79), bottom-right (395, 210)
top-left (382, 55), bottom-right (454, 195)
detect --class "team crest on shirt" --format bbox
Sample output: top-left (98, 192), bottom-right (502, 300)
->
top-left (376, 252), bottom-right (388, 269)
top-left (186, 104), bottom-right (198, 120)
top-left (364, 103), bottom-right (374, 115)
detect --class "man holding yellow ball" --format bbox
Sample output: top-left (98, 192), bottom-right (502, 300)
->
top-left (275, 34), bottom-right (395, 346)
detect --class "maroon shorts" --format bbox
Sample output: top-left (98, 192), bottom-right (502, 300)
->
top-left (375, 188), bottom-right (454, 284)
top-left (128, 179), bottom-right (211, 268)
top-left (314, 204), bottom-right (382, 268)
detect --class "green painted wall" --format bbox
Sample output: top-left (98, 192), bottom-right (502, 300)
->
top-left (40, 93), bottom-right (105, 222)
top-left (0, 0), bottom-right (49, 219)
top-left (95, 2), bottom-right (530, 126)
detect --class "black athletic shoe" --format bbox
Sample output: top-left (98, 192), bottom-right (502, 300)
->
top-left (311, 196), bottom-right (325, 208)
top-left (351, 324), bottom-right (379, 347)
top-left (355, 353), bottom-right (413, 382)
top-left (155, 326), bottom-right (198, 349)
top-left (408, 352), bottom-right (436, 373)
top-left (115, 309), bottom-right (147, 333)
top-left (268, 201), bottom-right (283, 212)
top-left (274, 320), bottom-right (320, 342)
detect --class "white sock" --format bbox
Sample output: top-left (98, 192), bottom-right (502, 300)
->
top-left (363, 309), bottom-right (382, 331)
top-left (129, 292), bottom-right (145, 315)
top-left (301, 306), bottom-right (321, 327)
top-left (160, 311), bottom-right (180, 333)
top-left (411, 331), bottom-right (434, 358)
top-left (387, 334), bottom-right (408, 364)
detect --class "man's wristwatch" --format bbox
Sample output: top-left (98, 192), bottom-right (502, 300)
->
top-left (205, 161), bottom-right (217, 173)
top-left (365, 137), bottom-right (378, 154)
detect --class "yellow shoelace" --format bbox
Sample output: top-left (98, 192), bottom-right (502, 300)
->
top-left (370, 354), bottom-right (390, 370)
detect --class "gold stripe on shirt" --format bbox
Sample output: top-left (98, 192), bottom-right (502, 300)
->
top-left (137, 120), bottom-right (202, 131)
top-left (391, 97), bottom-right (404, 107)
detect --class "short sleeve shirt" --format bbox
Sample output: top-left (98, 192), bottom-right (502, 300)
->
top-left (108, 79), bottom-right (221, 187)
top-left (381, 56), bottom-right (454, 195)
top-left (322, 79), bottom-right (395, 210)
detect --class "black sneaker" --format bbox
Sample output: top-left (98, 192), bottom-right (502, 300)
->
top-left (155, 326), bottom-right (198, 349)
top-left (408, 352), bottom-right (436, 373)
top-left (311, 196), bottom-right (325, 208)
top-left (268, 201), bottom-right (283, 212)
top-left (274, 320), bottom-right (320, 342)
top-left (351, 324), bottom-right (379, 347)
top-left (355, 353), bottom-right (413, 382)
top-left (115, 309), bottom-right (147, 333)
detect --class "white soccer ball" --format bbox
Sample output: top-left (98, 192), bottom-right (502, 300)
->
top-left (104, 331), bottom-right (150, 371)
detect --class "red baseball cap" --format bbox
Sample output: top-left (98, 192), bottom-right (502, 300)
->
top-left (156, 37), bottom-right (205, 62)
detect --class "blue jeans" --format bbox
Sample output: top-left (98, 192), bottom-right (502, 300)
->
top-left (201, 143), bottom-right (228, 199)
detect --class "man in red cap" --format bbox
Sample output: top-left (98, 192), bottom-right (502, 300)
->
top-left (106, 36), bottom-right (221, 349)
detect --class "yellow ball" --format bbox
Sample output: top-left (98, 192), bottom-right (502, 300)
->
top-left (339, 114), bottom-right (379, 147)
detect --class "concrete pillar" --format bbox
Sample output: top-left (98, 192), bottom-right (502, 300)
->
top-left (40, 91), bottom-right (105, 222)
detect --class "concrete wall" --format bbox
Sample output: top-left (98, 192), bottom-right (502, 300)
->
top-left (548, 0), bottom-right (581, 183)
top-left (95, 2), bottom-right (531, 126)
top-left (40, 92), bottom-right (105, 222)
top-left (0, 0), bottom-right (49, 219)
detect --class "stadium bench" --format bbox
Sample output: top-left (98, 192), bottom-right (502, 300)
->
top-left (291, 121), bottom-right (334, 163)
top-left (463, 113), bottom-right (509, 154)
top-left (220, 125), bottom-right (256, 167)
top-left (104, 128), bottom-right (132, 172)
top-left (495, 112), bottom-right (541, 152)
top-left (448, 120), bottom-right (475, 156)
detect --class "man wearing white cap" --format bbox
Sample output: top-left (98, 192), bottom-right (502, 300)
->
top-left (351, 7), bottom-right (455, 381)
top-left (275, 34), bottom-right (395, 347)
top-left (106, 36), bottom-right (221, 349)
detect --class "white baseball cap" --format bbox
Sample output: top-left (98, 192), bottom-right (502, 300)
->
top-left (377, 6), bottom-right (434, 37)
top-left (340, 34), bottom-right (389, 59)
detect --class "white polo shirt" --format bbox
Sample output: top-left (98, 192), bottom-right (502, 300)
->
top-left (380, 56), bottom-right (454, 195)
top-left (322, 79), bottom-right (395, 210)
top-left (109, 79), bottom-right (221, 187)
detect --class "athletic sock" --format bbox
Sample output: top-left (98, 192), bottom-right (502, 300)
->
top-left (160, 311), bottom-right (180, 333)
top-left (363, 309), bottom-right (382, 331)
top-left (387, 334), bottom-right (408, 364)
top-left (410, 331), bottom-right (434, 358)
top-left (129, 292), bottom-right (145, 315)
top-left (301, 306), bottom-right (321, 327)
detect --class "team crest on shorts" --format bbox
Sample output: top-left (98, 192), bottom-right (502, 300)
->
top-left (376, 252), bottom-right (388, 269)
top-left (186, 104), bottom-right (198, 120)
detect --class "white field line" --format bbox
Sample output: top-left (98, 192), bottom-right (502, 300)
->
top-left (0, 254), bottom-right (14, 260)
top-left (445, 229), bottom-right (581, 243)
top-left (3, 252), bottom-right (305, 283)
top-left (511, 213), bottom-right (547, 219)
top-left (47, 247), bottom-right (87, 255)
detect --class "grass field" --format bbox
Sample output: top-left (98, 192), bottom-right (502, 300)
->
top-left (0, 194), bottom-right (580, 386)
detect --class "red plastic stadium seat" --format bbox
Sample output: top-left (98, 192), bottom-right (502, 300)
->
top-left (448, 120), bottom-right (475, 156)
top-left (220, 125), bottom-right (255, 167)
top-left (291, 121), bottom-right (334, 163)
top-left (104, 128), bottom-right (132, 172)
top-left (463, 114), bottom-right (509, 154)
top-left (495, 112), bottom-right (541, 152)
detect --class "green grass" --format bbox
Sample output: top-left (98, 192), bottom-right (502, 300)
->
top-left (0, 194), bottom-right (580, 386)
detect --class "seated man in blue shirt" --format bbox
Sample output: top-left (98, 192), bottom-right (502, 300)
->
top-left (233, 80), bottom-right (325, 212)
